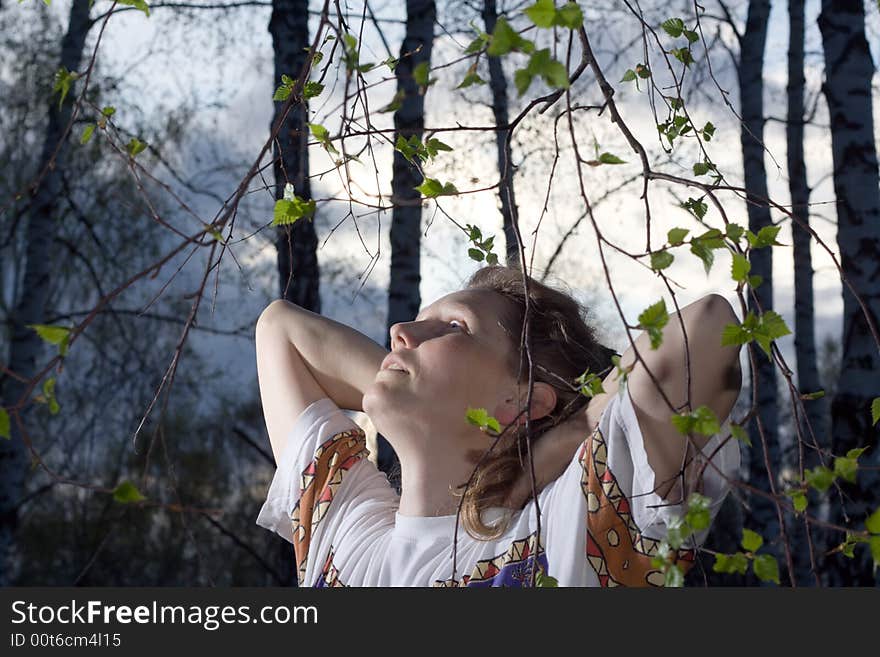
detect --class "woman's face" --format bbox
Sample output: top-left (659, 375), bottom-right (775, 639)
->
top-left (362, 288), bottom-right (521, 449)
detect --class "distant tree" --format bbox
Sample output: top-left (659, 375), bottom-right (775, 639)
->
top-left (0, 0), bottom-right (92, 587)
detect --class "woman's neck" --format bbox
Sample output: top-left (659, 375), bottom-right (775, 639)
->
top-left (394, 446), bottom-right (476, 517)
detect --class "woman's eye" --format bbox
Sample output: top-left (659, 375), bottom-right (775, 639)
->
top-left (448, 319), bottom-right (465, 330)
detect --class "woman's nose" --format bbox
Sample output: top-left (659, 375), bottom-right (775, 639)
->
top-left (390, 321), bottom-right (423, 349)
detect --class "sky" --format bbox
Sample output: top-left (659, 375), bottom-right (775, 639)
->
top-left (13, 0), bottom-right (880, 418)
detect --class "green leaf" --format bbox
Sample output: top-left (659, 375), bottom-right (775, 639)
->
top-left (27, 324), bottom-right (70, 355)
top-left (598, 152), bottom-right (626, 165)
top-left (667, 227), bottom-right (689, 246)
top-left (0, 407), bottom-right (10, 440)
top-left (664, 563), bottom-right (684, 587)
top-left (869, 537), bottom-right (880, 572)
top-left (80, 124), bottom-right (95, 145)
top-left (685, 493), bottom-right (712, 531)
top-left (683, 29), bottom-right (700, 44)
top-left (488, 18), bottom-right (518, 56)
top-left (575, 370), bottom-right (606, 398)
top-left (833, 453), bottom-right (860, 484)
top-left (865, 506), bottom-right (880, 534)
top-left (702, 121), bottom-right (715, 141)
top-left (425, 138), bottom-right (453, 158)
top-left (871, 397), bottom-right (880, 426)
top-left (635, 63), bottom-right (652, 78)
top-left (789, 490), bottom-right (808, 513)
top-left (514, 68), bottom-right (533, 96)
top-left (747, 225), bottom-right (783, 249)
top-left (620, 69), bottom-right (637, 83)
top-left (309, 123), bottom-right (338, 154)
top-left (525, 0), bottom-right (556, 28)
top-left (118, 0), bottom-right (151, 17)
top-left (272, 196), bottom-right (316, 226)
top-left (805, 465), bottom-right (835, 493)
top-left (101, 106), bottom-right (116, 117)
top-left (801, 390), bottom-right (825, 400)
top-left (542, 59), bottom-right (570, 89)
top-left (726, 223), bottom-right (745, 241)
top-left (713, 552), bottom-right (749, 575)
top-left (535, 568), bottom-right (559, 586)
top-left (671, 47), bottom-right (694, 66)
top-left (468, 248), bottom-right (485, 262)
top-left (650, 250), bottom-right (674, 271)
top-left (486, 252), bottom-right (499, 265)
top-left (303, 81), bottom-right (324, 99)
top-left (730, 423), bottom-right (751, 446)
top-left (690, 240), bottom-right (714, 274)
top-left (638, 299), bottom-right (669, 349)
top-left (464, 34), bottom-right (489, 55)
top-left (413, 61), bottom-right (434, 87)
top-left (112, 481), bottom-right (146, 504)
top-left (555, 2), bottom-right (584, 29)
top-left (731, 253), bottom-right (751, 283)
top-left (273, 84), bottom-right (291, 102)
top-left (43, 377), bottom-right (59, 415)
top-left (52, 66), bottom-right (79, 110)
top-left (661, 18), bottom-right (685, 38)
top-left (741, 528), bottom-right (763, 553)
top-left (692, 161), bottom-right (711, 176)
top-left (672, 406), bottom-right (721, 437)
top-left (465, 407), bottom-right (501, 433)
top-left (457, 71), bottom-right (486, 89)
top-left (126, 137), bottom-right (147, 157)
top-left (415, 177), bottom-right (443, 197)
top-left (752, 554), bottom-right (780, 584)
top-left (682, 197), bottom-right (707, 220)
top-left (721, 321), bottom-right (750, 348)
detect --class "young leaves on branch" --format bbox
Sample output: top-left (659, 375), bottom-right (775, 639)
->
top-left (574, 369), bottom-right (605, 398)
top-left (415, 177), bottom-right (459, 198)
top-left (52, 67), bottom-right (80, 110)
top-left (638, 299), bottom-right (668, 349)
top-left (524, 0), bottom-right (584, 29)
top-left (113, 481), bottom-right (146, 504)
top-left (465, 224), bottom-right (499, 265)
top-left (721, 310), bottom-right (791, 358)
top-left (117, 0), bottom-right (151, 17)
top-left (28, 324), bottom-right (71, 357)
top-left (620, 63), bottom-right (651, 90)
top-left (713, 528), bottom-right (779, 584)
top-left (514, 48), bottom-right (569, 96)
top-left (466, 407), bottom-right (501, 434)
top-left (395, 135), bottom-right (452, 165)
top-left (273, 183), bottom-right (316, 226)
top-left (0, 407), bottom-right (9, 440)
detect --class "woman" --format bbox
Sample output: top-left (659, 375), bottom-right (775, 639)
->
top-left (255, 265), bottom-right (742, 586)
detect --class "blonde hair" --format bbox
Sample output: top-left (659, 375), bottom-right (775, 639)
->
top-left (454, 265), bottom-right (616, 540)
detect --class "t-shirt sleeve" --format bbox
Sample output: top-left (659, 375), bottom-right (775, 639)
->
top-left (255, 398), bottom-right (398, 586)
top-left (542, 383), bottom-right (741, 587)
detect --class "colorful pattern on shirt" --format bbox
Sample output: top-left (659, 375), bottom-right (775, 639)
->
top-left (290, 428), bottom-right (368, 585)
top-left (433, 532), bottom-right (549, 587)
top-left (315, 547), bottom-right (347, 587)
top-left (580, 426), bottom-right (695, 586)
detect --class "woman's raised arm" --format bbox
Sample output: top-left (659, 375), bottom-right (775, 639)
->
top-left (255, 300), bottom-right (388, 463)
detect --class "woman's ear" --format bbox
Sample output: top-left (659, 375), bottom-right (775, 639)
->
top-left (495, 383), bottom-right (557, 426)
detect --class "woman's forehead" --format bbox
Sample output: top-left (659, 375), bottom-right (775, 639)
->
top-left (419, 288), bottom-right (509, 321)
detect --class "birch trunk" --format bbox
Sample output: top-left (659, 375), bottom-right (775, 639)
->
top-left (270, 0), bottom-right (319, 311)
top-left (818, 0), bottom-right (880, 586)
top-left (739, 1), bottom-right (783, 578)
top-left (482, 0), bottom-right (519, 266)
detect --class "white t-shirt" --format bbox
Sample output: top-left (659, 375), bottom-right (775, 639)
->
top-left (256, 385), bottom-right (740, 587)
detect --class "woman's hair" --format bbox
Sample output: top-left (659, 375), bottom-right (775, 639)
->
top-left (454, 264), bottom-right (617, 540)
